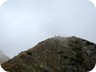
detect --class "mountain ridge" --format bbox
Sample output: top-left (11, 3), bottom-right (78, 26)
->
top-left (1, 36), bottom-right (96, 72)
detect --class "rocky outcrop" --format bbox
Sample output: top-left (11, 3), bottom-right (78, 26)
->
top-left (1, 36), bottom-right (96, 72)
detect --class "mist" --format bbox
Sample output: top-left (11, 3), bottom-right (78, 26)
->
top-left (0, 0), bottom-right (96, 58)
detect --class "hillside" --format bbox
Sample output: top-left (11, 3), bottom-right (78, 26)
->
top-left (1, 36), bottom-right (96, 72)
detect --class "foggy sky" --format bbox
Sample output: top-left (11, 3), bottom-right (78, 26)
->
top-left (0, 0), bottom-right (96, 57)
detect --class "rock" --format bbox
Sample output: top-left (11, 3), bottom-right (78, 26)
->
top-left (1, 36), bottom-right (96, 72)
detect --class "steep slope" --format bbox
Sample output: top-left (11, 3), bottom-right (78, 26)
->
top-left (1, 36), bottom-right (96, 72)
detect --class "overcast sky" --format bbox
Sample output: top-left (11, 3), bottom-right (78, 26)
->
top-left (0, 0), bottom-right (96, 58)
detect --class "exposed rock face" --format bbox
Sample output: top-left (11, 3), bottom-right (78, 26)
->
top-left (1, 36), bottom-right (96, 72)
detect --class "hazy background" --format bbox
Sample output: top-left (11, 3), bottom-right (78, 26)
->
top-left (0, 0), bottom-right (96, 58)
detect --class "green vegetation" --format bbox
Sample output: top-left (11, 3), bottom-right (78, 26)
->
top-left (27, 51), bottom-right (32, 55)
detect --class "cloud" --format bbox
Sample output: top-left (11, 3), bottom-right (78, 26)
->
top-left (0, 0), bottom-right (7, 7)
top-left (0, 0), bottom-right (96, 58)
top-left (89, 0), bottom-right (96, 7)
